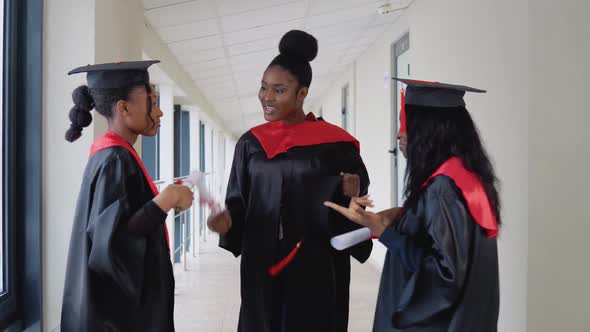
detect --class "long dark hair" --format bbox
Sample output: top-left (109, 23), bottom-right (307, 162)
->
top-left (403, 105), bottom-right (501, 223)
top-left (65, 83), bottom-right (153, 142)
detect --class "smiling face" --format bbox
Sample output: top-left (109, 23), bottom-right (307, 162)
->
top-left (258, 65), bottom-right (308, 124)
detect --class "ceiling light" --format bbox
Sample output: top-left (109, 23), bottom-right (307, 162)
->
top-left (377, 2), bottom-right (409, 15)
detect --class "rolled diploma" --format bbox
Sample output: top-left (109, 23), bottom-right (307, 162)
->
top-left (180, 171), bottom-right (222, 214)
top-left (330, 227), bottom-right (372, 251)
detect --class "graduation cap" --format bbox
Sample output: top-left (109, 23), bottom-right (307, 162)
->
top-left (68, 60), bottom-right (160, 89)
top-left (394, 78), bottom-right (486, 133)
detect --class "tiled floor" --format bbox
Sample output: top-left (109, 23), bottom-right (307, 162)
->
top-left (174, 236), bottom-right (381, 332)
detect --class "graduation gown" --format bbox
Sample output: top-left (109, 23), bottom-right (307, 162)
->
top-left (61, 143), bottom-right (175, 332)
top-left (373, 175), bottom-right (499, 332)
top-left (220, 119), bottom-right (373, 332)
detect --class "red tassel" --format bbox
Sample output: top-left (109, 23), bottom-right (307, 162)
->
top-left (399, 88), bottom-right (407, 134)
top-left (269, 241), bottom-right (302, 276)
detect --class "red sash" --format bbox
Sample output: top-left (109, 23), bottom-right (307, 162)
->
top-left (90, 131), bottom-right (171, 249)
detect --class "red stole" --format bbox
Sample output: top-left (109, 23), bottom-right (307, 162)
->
top-left (250, 113), bottom-right (360, 159)
top-left (423, 157), bottom-right (498, 238)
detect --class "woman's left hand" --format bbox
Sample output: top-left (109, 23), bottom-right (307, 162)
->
top-left (341, 172), bottom-right (360, 197)
top-left (324, 196), bottom-right (387, 237)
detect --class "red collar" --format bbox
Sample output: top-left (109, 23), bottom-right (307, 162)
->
top-left (423, 157), bottom-right (498, 238)
top-left (250, 113), bottom-right (360, 159)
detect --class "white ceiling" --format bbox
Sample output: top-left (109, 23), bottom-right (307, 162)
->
top-left (144, 0), bottom-right (410, 136)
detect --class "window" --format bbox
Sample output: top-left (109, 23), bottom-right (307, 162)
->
top-left (142, 91), bottom-right (160, 180)
top-left (0, 0), bottom-right (5, 296)
top-left (199, 121), bottom-right (205, 173)
top-left (1, 0), bottom-right (43, 329)
top-left (198, 121), bottom-right (206, 242)
top-left (173, 106), bottom-right (190, 178)
top-left (173, 106), bottom-right (191, 262)
top-left (142, 137), bottom-right (159, 181)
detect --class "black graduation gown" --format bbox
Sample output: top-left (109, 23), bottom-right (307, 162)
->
top-left (373, 176), bottom-right (499, 332)
top-left (220, 131), bottom-right (373, 332)
top-left (61, 147), bottom-right (175, 332)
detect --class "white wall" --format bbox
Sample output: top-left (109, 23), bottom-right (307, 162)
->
top-left (43, 1), bottom-right (96, 331)
top-left (314, 0), bottom-right (529, 330)
top-left (528, 1), bottom-right (590, 331)
top-left (93, 0), bottom-right (143, 143)
top-left (313, 66), bottom-right (357, 134)
top-left (42, 1), bottom-right (144, 331)
top-left (224, 135), bottom-right (237, 193)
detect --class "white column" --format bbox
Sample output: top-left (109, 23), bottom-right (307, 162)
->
top-left (187, 106), bottom-right (201, 253)
top-left (211, 127), bottom-right (219, 198)
top-left (224, 135), bottom-right (237, 191)
top-left (187, 106), bottom-right (201, 174)
top-left (157, 83), bottom-right (175, 256)
top-left (215, 130), bottom-right (226, 200)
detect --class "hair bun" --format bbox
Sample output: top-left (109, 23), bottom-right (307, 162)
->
top-left (68, 106), bottom-right (93, 128)
top-left (278, 30), bottom-right (318, 62)
top-left (65, 124), bottom-right (83, 142)
top-left (72, 85), bottom-right (94, 111)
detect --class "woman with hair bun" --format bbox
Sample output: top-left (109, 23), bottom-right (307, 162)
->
top-left (207, 30), bottom-right (372, 331)
top-left (61, 60), bottom-right (193, 332)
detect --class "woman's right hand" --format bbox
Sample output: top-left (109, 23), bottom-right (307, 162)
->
top-left (207, 210), bottom-right (232, 235)
top-left (153, 184), bottom-right (194, 213)
top-left (324, 196), bottom-right (404, 237)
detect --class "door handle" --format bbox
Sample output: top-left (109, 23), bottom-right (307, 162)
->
top-left (388, 148), bottom-right (398, 156)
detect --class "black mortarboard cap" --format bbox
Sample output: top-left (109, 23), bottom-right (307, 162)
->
top-left (68, 60), bottom-right (160, 89)
top-left (393, 78), bottom-right (486, 108)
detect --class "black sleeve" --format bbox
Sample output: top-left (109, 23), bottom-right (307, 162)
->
top-left (219, 134), bottom-right (250, 257)
top-left (126, 200), bottom-right (168, 235)
top-left (379, 228), bottom-right (424, 272)
top-left (86, 155), bottom-right (148, 303)
top-left (385, 178), bottom-right (473, 328)
top-left (340, 144), bottom-right (373, 263)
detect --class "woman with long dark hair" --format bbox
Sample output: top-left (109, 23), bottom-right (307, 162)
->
top-left (326, 79), bottom-right (500, 332)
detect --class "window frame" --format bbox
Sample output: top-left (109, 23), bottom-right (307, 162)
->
top-left (0, 0), bottom-right (43, 329)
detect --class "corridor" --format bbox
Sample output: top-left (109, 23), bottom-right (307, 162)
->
top-left (174, 237), bottom-right (381, 331)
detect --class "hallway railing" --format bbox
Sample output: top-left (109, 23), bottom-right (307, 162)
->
top-left (154, 173), bottom-right (216, 271)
